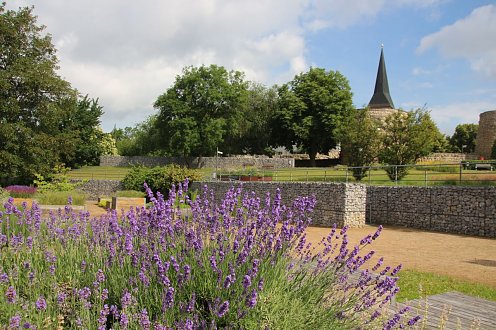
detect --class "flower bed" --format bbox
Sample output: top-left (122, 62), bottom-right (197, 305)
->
top-left (0, 181), bottom-right (419, 328)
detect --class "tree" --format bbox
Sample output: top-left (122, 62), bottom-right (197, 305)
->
top-left (112, 115), bottom-right (162, 156)
top-left (379, 109), bottom-right (441, 181)
top-left (237, 83), bottom-right (278, 155)
top-left (449, 123), bottom-right (478, 153)
top-left (0, 4), bottom-right (78, 183)
top-left (335, 108), bottom-right (380, 181)
top-left (154, 65), bottom-right (249, 160)
top-left (272, 67), bottom-right (353, 166)
top-left (61, 96), bottom-right (105, 168)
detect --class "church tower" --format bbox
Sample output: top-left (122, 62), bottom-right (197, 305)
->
top-left (367, 46), bottom-right (399, 121)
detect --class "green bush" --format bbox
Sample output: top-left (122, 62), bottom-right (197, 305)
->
top-left (492, 140), bottom-right (496, 160)
top-left (122, 164), bottom-right (202, 194)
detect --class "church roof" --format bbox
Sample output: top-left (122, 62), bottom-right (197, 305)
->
top-left (368, 47), bottom-right (395, 109)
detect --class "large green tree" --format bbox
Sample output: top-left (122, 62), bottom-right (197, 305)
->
top-left (113, 115), bottom-right (162, 156)
top-left (379, 109), bottom-right (442, 181)
top-left (154, 65), bottom-right (249, 159)
top-left (449, 123), bottom-right (478, 153)
top-left (0, 4), bottom-right (78, 182)
top-left (335, 108), bottom-right (381, 181)
top-left (237, 83), bottom-right (278, 155)
top-left (61, 95), bottom-right (105, 168)
top-left (272, 67), bottom-right (353, 166)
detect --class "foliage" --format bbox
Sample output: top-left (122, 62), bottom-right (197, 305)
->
top-left (0, 187), bottom-right (9, 200)
top-left (0, 4), bottom-right (76, 182)
top-left (272, 67), bottom-right (353, 166)
top-left (336, 108), bottom-right (381, 181)
top-left (449, 123), bottom-right (478, 153)
top-left (4, 185), bottom-right (37, 198)
top-left (0, 183), bottom-right (418, 328)
top-left (112, 115), bottom-right (164, 156)
top-left (0, 5), bottom-right (104, 181)
top-left (34, 164), bottom-right (81, 192)
top-left (98, 129), bottom-right (118, 156)
top-left (61, 96), bottom-right (105, 168)
top-left (122, 164), bottom-right (202, 194)
top-left (379, 109), bottom-right (442, 181)
top-left (154, 65), bottom-right (249, 159)
top-left (35, 190), bottom-right (87, 206)
top-left (236, 83), bottom-right (279, 155)
top-left (492, 140), bottom-right (496, 160)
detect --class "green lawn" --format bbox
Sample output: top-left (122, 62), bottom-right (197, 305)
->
top-left (396, 269), bottom-right (496, 302)
top-left (68, 166), bottom-right (496, 186)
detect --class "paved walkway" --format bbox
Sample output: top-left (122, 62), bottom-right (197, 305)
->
top-left (393, 291), bottom-right (496, 329)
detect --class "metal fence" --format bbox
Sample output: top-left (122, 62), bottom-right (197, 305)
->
top-left (215, 162), bottom-right (496, 186)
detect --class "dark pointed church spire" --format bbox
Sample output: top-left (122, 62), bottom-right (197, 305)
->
top-left (368, 46), bottom-right (395, 109)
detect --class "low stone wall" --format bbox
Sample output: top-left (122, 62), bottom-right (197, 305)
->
top-left (100, 156), bottom-right (295, 169)
top-left (75, 179), bottom-right (496, 237)
top-left (75, 179), bottom-right (124, 200)
top-left (190, 181), bottom-right (366, 228)
top-left (367, 186), bottom-right (496, 237)
top-left (418, 153), bottom-right (477, 163)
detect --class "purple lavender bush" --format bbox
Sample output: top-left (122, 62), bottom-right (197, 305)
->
top-left (0, 181), bottom-right (419, 329)
top-left (4, 185), bottom-right (37, 198)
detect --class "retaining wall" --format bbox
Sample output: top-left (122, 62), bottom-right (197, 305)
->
top-left (100, 156), bottom-right (295, 169)
top-left (76, 179), bottom-right (496, 237)
top-left (190, 181), bottom-right (366, 228)
top-left (418, 153), bottom-right (477, 163)
top-left (367, 186), bottom-right (496, 237)
top-left (75, 179), bottom-right (124, 200)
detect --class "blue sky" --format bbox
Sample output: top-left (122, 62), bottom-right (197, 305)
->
top-left (7, 0), bottom-right (496, 135)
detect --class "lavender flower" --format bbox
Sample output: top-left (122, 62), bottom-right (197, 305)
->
top-left (217, 300), bottom-right (229, 317)
top-left (9, 314), bottom-right (21, 328)
top-left (162, 286), bottom-right (175, 311)
top-left (35, 296), bottom-right (47, 311)
top-left (6, 286), bottom-right (16, 303)
top-left (246, 289), bottom-right (257, 308)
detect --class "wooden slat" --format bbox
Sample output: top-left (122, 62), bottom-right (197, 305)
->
top-left (391, 292), bottom-right (496, 330)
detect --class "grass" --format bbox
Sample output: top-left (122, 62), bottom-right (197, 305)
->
top-left (396, 269), bottom-right (496, 302)
top-left (35, 190), bottom-right (87, 206)
top-left (67, 165), bottom-right (496, 186)
top-left (67, 166), bottom-right (131, 180)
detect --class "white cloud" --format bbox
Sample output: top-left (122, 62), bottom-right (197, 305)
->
top-left (417, 5), bottom-right (496, 78)
top-left (6, 0), bottom-right (446, 130)
top-left (429, 101), bottom-right (496, 134)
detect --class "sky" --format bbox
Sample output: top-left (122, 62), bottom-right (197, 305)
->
top-left (6, 0), bottom-right (496, 135)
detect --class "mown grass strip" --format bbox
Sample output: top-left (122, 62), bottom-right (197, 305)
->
top-left (396, 269), bottom-right (496, 302)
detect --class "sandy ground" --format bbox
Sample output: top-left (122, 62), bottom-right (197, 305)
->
top-left (84, 202), bottom-right (496, 287)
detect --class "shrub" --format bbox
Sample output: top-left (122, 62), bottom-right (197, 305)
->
top-left (4, 185), bottom-right (37, 198)
top-left (122, 164), bottom-right (202, 194)
top-left (34, 164), bottom-right (82, 192)
top-left (0, 182), bottom-right (419, 328)
top-left (492, 140), bottom-right (496, 160)
top-left (0, 187), bottom-right (9, 200)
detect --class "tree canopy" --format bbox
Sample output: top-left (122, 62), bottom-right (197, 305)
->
top-left (272, 67), bottom-right (353, 166)
top-left (0, 4), bottom-right (104, 182)
top-left (154, 65), bottom-right (249, 160)
top-left (335, 108), bottom-right (381, 180)
top-left (449, 123), bottom-right (478, 153)
top-left (379, 109), bottom-right (441, 180)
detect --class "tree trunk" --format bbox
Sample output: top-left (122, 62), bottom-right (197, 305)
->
top-left (309, 150), bottom-right (317, 167)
